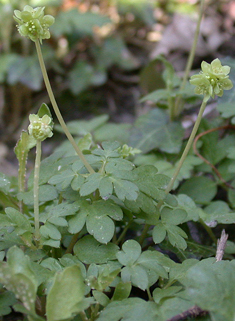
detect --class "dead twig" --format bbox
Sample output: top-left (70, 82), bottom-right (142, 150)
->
top-left (166, 305), bottom-right (207, 321)
top-left (216, 229), bottom-right (228, 262)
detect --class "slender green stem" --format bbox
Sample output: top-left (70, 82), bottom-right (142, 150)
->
top-left (90, 303), bottom-right (100, 321)
top-left (174, 0), bottom-right (205, 117)
top-left (157, 97), bottom-right (208, 209)
top-left (34, 140), bottom-right (41, 243)
top-left (146, 287), bottom-right (153, 301)
top-left (79, 311), bottom-right (88, 321)
top-left (65, 232), bottom-right (80, 254)
top-left (34, 39), bottom-right (95, 174)
top-left (199, 219), bottom-right (217, 244)
top-left (115, 221), bottom-right (133, 245)
top-left (139, 223), bottom-right (150, 246)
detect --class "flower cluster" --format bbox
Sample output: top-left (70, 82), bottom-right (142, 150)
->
top-left (28, 114), bottom-right (53, 141)
top-left (14, 5), bottom-right (54, 43)
top-left (118, 144), bottom-right (141, 158)
top-left (190, 58), bottom-right (233, 99)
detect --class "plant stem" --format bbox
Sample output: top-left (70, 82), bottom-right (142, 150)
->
top-left (146, 287), bottom-right (153, 301)
top-left (199, 219), bottom-right (217, 244)
top-left (157, 97), bottom-right (208, 209)
top-left (139, 223), bottom-right (150, 246)
top-left (34, 140), bottom-right (41, 244)
top-left (35, 39), bottom-right (95, 174)
top-left (79, 311), bottom-right (88, 321)
top-left (115, 221), bottom-right (133, 245)
top-left (65, 232), bottom-right (80, 254)
top-left (174, 0), bottom-right (205, 117)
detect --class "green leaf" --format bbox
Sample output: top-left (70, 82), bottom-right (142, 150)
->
top-left (176, 194), bottom-right (202, 222)
top-left (40, 202), bottom-right (80, 224)
top-left (86, 214), bottom-right (114, 244)
top-left (178, 176), bottom-right (217, 204)
top-left (0, 247), bottom-right (38, 315)
top-left (94, 123), bottom-right (131, 143)
top-left (68, 61), bottom-right (95, 94)
top-left (87, 263), bottom-right (121, 292)
top-left (166, 224), bottom-right (188, 250)
top-left (80, 173), bottom-right (102, 196)
top-left (112, 282), bottom-right (132, 301)
top-left (153, 286), bottom-right (182, 304)
top-left (93, 290), bottom-right (110, 307)
top-left (155, 297), bottom-right (194, 321)
top-left (0, 53), bottom-right (18, 82)
top-left (13, 304), bottom-right (44, 321)
top-left (161, 207), bottom-right (187, 225)
top-left (140, 88), bottom-right (169, 103)
top-left (152, 223), bottom-right (166, 244)
top-left (121, 265), bottom-right (149, 290)
top-left (129, 108), bottom-right (184, 154)
top-left (48, 169), bottom-right (76, 189)
top-left (68, 209), bottom-right (87, 234)
top-left (131, 165), bottom-right (170, 200)
top-left (14, 130), bottom-right (37, 156)
top-left (0, 173), bottom-right (11, 193)
top-left (74, 235), bottom-right (119, 264)
top-left (137, 251), bottom-right (168, 279)
top-left (37, 103), bottom-right (52, 118)
top-left (0, 291), bottom-right (17, 316)
top-left (200, 201), bottom-right (235, 225)
top-left (153, 207), bottom-right (188, 249)
top-left (167, 259), bottom-right (198, 285)
top-left (117, 241), bottom-right (168, 290)
top-left (93, 36), bottom-right (139, 70)
top-left (116, 240), bottom-right (141, 266)
top-left (1, 207), bottom-right (33, 235)
top-left (7, 55), bottom-right (43, 90)
top-left (154, 155), bottom-right (202, 189)
top-left (17, 184), bottom-right (58, 205)
top-left (111, 177), bottom-right (139, 201)
top-left (51, 9), bottom-right (112, 37)
top-left (40, 222), bottom-right (61, 241)
top-left (96, 298), bottom-right (158, 321)
top-left (55, 115), bottom-right (109, 136)
top-left (99, 176), bottom-right (113, 197)
top-left (46, 265), bottom-right (86, 321)
top-left (217, 102), bottom-right (235, 123)
top-left (181, 258), bottom-right (235, 321)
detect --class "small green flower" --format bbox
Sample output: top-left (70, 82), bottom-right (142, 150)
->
top-left (14, 5), bottom-right (54, 43)
top-left (190, 58), bottom-right (233, 99)
top-left (28, 114), bottom-right (53, 141)
top-left (118, 144), bottom-right (141, 158)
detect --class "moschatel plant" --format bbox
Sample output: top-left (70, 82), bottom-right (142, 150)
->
top-left (1, 4), bottom-right (235, 321)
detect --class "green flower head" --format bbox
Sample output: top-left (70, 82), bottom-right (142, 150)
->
top-left (28, 114), bottom-right (53, 141)
top-left (14, 5), bottom-right (54, 43)
top-left (190, 58), bottom-right (233, 100)
top-left (117, 144), bottom-right (141, 158)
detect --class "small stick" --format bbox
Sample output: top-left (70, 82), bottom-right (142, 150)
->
top-left (167, 305), bottom-right (207, 321)
top-left (216, 229), bottom-right (228, 262)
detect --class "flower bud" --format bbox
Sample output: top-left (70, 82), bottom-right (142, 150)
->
top-left (190, 58), bottom-right (233, 99)
top-left (28, 114), bottom-right (53, 141)
top-left (14, 5), bottom-right (54, 43)
top-left (118, 144), bottom-right (141, 158)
